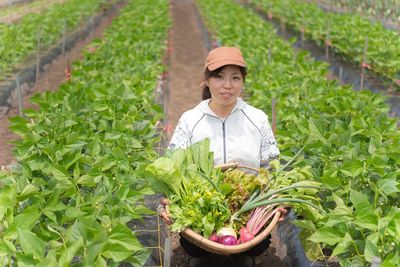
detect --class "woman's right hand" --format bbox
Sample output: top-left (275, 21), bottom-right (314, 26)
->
top-left (158, 197), bottom-right (172, 225)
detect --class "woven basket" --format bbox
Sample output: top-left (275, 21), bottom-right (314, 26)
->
top-left (180, 162), bottom-right (281, 255)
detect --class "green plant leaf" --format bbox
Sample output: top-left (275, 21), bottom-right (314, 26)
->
top-left (331, 233), bottom-right (353, 257)
top-left (101, 224), bottom-right (144, 262)
top-left (364, 233), bottom-right (379, 263)
top-left (18, 229), bottom-right (46, 259)
top-left (59, 238), bottom-right (83, 267)
top-left (308, 227), bottom-right (343, 246)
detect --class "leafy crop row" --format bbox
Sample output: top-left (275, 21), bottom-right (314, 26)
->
top-left (0, 0), bottom-right (70, 19)
top-left (0, 0), bottom-right (111, 82)
top-left (0, 0), bottom-right (169, 265)
top-left (197, 0), bottom-right (400, 266)
top-left (318, 0), bottom-right (400, 24)
top-left (250, 0), bottom-right (400, 89)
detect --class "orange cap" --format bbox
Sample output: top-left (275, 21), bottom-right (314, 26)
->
top-left (205, 46), bottom-right (246, 71)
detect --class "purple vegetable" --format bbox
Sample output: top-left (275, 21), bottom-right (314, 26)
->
top-left (209, 233), bottom-right (220, 243)
top-left (220, 235), bottom-right (237, 245)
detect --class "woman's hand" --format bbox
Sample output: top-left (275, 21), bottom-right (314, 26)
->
top-left (158, 197), bottom-right (172, 225)
top-left (277, 207), bottom-right (290, 222)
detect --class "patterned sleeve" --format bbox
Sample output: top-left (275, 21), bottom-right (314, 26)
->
top-left (260, 115), bottom-right (280, 162)
top-left (168, 116), bottom-right (191, 150)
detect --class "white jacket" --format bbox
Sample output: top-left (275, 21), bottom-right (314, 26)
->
top-left (168, 98), bottom-right (279, 169)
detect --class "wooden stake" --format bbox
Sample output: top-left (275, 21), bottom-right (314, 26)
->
top-left (325, 24), bottom-right (331, 59)
top-left (16, 74), bottom-right (23, 117)
top-left (281, 19), bottom-right (286, 37)
top-left (268, 47), bottom-right (272, 64)
top-left (360, 36), bottom-right (369, 90)
top-left (300, 27), bottom-right (304, 48)
top-left (339, 66), bottom-right (343, 84)
top-left (272, 98), bottom-right (276, 136)
top-left (62, 19), bottom-right (67, 56)
top-left (35, 27), bottom-right (41, 87)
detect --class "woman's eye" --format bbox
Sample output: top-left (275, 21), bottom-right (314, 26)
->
top-left (233, 76), bottom-right (241, 80)
top-left (216, 75), bottom-right (224, 79)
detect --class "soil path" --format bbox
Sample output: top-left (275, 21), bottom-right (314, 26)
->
top-left (0, 1), bottom-right (125, 168)
top-left (166, 0), bottom-right (289, 266)
top-left (167, 0), bottom-right (205, 129)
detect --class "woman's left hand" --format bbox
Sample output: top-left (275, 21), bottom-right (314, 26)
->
top-left (277, 207), bottom-right (290, 222)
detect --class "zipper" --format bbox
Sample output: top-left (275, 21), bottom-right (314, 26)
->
top-left (222, 121), bottom-right (226, 163)
top-left (205, 106), bottom-right (240, 164)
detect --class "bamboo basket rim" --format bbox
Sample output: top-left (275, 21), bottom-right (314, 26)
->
top-left (180, 162), bottom-right (281, 255)
top-left (181, 211), bottom-right (281, 255)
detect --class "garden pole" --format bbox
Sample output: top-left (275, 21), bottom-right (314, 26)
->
top-left (339, 66), bottom-right (343, 84)
top-left (268, 47), bottom-right (272, 64)
top-left (16, 74), bottom-right (23, 117)
top-left (325, 23), bottom-right (331, 59)
top-left (35, 27), bottom-right (41, 88)
top-left (62, 19), bottom-right (67, 57)
top-left (281, 19), bottom-right (286, 37)
top-left (300, 26), bottom-right (304, 48)
top-left (360, 36), bottom-right (369, 90)
top-left (272, 98), bottom-right (276, 136)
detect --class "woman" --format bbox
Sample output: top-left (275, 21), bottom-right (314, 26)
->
top-left (159, 46), bottom-right (286, 266)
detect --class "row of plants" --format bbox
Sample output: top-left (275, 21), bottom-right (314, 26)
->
top-left (197, 0), bottom-right (400, 266)
top-left (249, 0), bottom-right (400, 90)
top-left (0, 0), bottom-right (170, 265)
top-left (0, 0), bottom-right (113, 82)
top-left (317, 0), bottom-right (400, 24)
top-left (0, 0), bottom-right (67, 19)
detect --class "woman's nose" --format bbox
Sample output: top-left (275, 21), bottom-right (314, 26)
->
top-left (224, 79), bottom-right (232, 88)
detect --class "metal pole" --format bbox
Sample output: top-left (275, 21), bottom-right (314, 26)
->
top-left (360, 36), bottom-right (369, 90)
top-left (62, 19), bottom-right (67, 56)
top-left (325, 26), bottom-right (330, 59)
top-left (272, 98), bottom-right (276, 136)
top-left (16, 74), bottom-right (23, 117)
top-left (35, 27), bottom-right (41, 87)
top-left (268, 47), bottom-right (272, 64)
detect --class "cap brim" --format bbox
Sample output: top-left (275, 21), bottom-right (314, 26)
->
top-left (207, 59), bottom-right (246, 71)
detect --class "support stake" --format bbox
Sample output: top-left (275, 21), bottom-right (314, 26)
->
top-left (62, 19), bottom-right (67, 56)
top-left (272, 98), bottom-right (276, 136)
top-left (339, 66), bottom-right (343, 84)
top-left (16, 74), bottom-right (23, 117)
top-left (360, 36), bottom-right (369, 90)
top-left (35, 27), bottom-right (41, 87)
top-left (268, 47), bottom-right (272, 64)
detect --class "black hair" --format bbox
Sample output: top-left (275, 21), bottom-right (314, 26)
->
top-left (202, 65), bottom-right (247, 100)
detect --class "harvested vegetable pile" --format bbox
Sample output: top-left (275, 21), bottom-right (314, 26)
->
top-left (146, 139), bottom-right (326, 245)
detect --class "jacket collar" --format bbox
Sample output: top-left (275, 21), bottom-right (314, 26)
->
top-left (198, 97), bottom-right (246, 118)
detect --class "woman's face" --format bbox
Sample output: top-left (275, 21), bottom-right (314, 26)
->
top-left (207, 65), bottom-right (244, 109)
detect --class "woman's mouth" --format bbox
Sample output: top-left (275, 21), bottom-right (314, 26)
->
top-left (221, 92), bottom-right (232, 99)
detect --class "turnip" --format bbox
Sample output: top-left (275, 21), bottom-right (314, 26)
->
top-left (217, 226), bottom-right (237, 239)
top-left (220, 235), bottom-right (237, 245)
top-left (209, 233), bottom-right (220, 243)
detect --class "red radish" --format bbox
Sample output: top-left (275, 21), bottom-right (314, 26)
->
top-left (220, 235), bottom-right (237, 245)
top-left (209, 233), bottom-right (220, 243)
top-left (239, 227), bottom-right (254, 243)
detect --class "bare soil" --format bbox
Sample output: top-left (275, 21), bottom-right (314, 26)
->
top-left (0, 1), bottom-right (126, 168)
